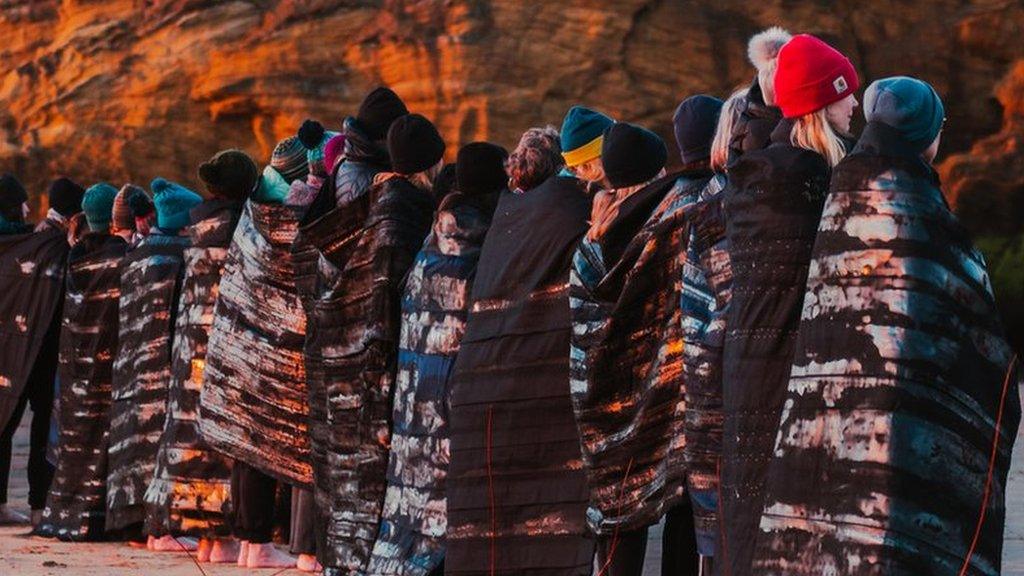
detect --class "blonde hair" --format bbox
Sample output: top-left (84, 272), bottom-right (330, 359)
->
top-left (759, 60), bottom-right (780, 106)
top-left (710, 87), bottom-right (750, 173)
top-left (791, 108), bottom-right (847, 167)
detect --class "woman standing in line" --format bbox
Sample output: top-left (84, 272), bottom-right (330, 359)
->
top-left (446, 124), bottom-right (594, 576)
top-left (754, 77), bottom-right (1020, 576)
top-left (717, 34), bottom-right (860, 576)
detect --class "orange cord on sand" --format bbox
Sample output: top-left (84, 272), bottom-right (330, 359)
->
top-left (172, 536), bottom-right (211, 576)
top-left (486, 405), bottom-right (497, 576)
top-left (716, 458), bottom-right (730, 576)
top-left (959, 354), bottom-right (1018, 576)
top-left (594, 457), bottom-right (635, 576)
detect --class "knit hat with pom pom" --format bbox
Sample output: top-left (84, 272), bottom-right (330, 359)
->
top-left (151, 178), bottom-right (203, 231)
top-left (297, 119), bottom-right (341, 177)
top-left (198, 149), bottom-right (259, 201)
top-left (747, 26), bottom-right (792, 106)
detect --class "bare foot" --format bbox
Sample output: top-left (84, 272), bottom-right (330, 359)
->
top-left (196, 538), bottom-right (213, 562)
top-left (0, 505), bottom-right (29, 526)
top-left (247, 542), bottom-right (297, 569)
top-left (297, 553), bottom-right (323, 572)
top-left (209, 538), bottom-right (241, 563)
top-left (127, 539), bottom-right (148, 549)
top-left (236, 540), bottom-right (249, 566)
top-left (150, 534), bottom-right (199, 552)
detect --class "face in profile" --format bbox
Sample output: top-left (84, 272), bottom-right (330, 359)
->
top-left (826, 93), bottom-right (859, 135)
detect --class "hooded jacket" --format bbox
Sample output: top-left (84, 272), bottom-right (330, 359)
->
top-left (145, 199), bottom-right (243, 537)
top-left (728, 78), bottom-right (783, 166)
top-left (39, 232), bottom-right (126, 541)
top-left (335, 117), bottom-right (391, 208)
top-left (751, 122), bottom-right (1021, 576)
top-left (367, 190), bottom-right (498, 576)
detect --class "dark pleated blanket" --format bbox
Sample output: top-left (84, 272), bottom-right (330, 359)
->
top-left (145, 201), bottom-right (241, 537)
top-left (717, 120), bottom-right (831, 575)
top-left (447, 176), bottom-right (595, 576)
top-left (294, 183), bottom-right (373, 573)
top-left (0, 226), bottom-right (67, 432)
top-left (107, 231), bottom-right (189, 532)
top-left (302, 175), bottom-right (435, 574)
top-left (39, 233), bottom-right (126, 541)
top-left (569, 173), bottom-right (701, 537)
top-left (751, 123), bottom-right (1022, 576)
top-left (199, 199), bottom-right (312, 487)
top-left (367, 192), bottom-right (496, 576)
top-left (679, 175), bottom-right (729, 556)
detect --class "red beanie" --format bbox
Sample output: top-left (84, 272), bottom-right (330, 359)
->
top-left (773, 34), bottom-right (859, 119)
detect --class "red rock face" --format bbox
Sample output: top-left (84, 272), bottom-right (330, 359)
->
top-left (0, 0), bottom-right (1019, 226)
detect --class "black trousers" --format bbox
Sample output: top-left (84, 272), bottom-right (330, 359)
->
top-left (231, 461), bottom-right (278, 544)
top-left (0, 327), bottom-right (58, 510)
top-left (595, 502), bottom-right (700, 576)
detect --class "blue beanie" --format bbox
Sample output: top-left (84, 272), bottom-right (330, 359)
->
top-left (673, 95), bottom-right (723, 165)
top-left (560, 106), bottom-right (615, 167)
top-left (151, 178), bottom-right (203, 231)
top-left (863, 76), bottom-right (945, 152)
top-left (81, 183), bottom-right (119, 232)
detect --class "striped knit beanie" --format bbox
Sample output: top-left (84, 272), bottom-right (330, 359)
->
top-left (270, 136), bottom-right (309, 184)
top-left (112, 184), bottom-right (145, 232)
top-left (559, 106), bottom-right (615, 168)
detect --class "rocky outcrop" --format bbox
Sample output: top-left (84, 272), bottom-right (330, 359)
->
top-left (0, 0), bottom-right (1019, 225)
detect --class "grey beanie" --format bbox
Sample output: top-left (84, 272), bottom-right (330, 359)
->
top-left (863, 76), bottom-right (945, 152)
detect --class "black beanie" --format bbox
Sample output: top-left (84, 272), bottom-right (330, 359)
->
top-left (601, 123), bottom-right (668, 189)
top-left (456, 142), bottom-right (509, 195)
top-left (127, 189), bottom-right (154, 218)
top-left (673, 95), bottom-right (723, 165)
top-left (0, 174), bottom-right (28, 212)
top-left (387, 113), bottom-right (446, 175)
top-left (357, 87), bottom-right (410, 141)
top-left (198, 149), bottom-right (260, 201)
top-left (48, 177), bottom-right (86, 217)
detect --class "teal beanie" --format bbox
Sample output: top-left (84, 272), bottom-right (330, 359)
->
top-left (863, 76), bottom-right (945, 152)
top-left (151, 178), bottom-right (203, 231)
top-left (559, 106), bottom-right (615, 167)
top-left (81, 183), bottom-right (119, 232)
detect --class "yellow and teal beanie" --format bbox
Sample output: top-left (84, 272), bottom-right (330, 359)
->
top-left (151, 178), bottom-right (203, 231)
top-left (81, 183), bottom-right (119, 232)
top-left (559, 106), bottom-right (615, 168)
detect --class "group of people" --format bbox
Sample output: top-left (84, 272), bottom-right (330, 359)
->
top-left (0, 26), bottom-right (1019, 576)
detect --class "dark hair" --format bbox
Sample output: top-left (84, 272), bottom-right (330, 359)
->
top-left (0, 204), bottom-right (23, 223)
top-left (505, 126), bottom-right (563, 192)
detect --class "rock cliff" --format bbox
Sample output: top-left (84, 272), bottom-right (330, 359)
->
top-left (0, 0), bottom-right (1019, 230)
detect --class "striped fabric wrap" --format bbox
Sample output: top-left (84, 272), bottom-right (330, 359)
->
top-left (752, 131), bottom-right (1022, 576)
top-left (448, 176), bottom-right (595, 576)
top-left (40, 233), bottom-right (126, 541)
top-left (107, 231), bottom-right (190, 532)
top-left (293, 184), bottom-right (373, 572)
top-left (0, 226), bottom-right (67, 432)
top-left (303, 176), bottom-right (435, 575)
top-left (569, 172), bottom-right (702, 536)
top-left (145, 201), bottom-right (242, 537)
top-left (367, 192), bottom-right (496, 576)
top-left (679, 174), bottom-right (729, 555)
top-left (199, 199), bottom-right (312, 488)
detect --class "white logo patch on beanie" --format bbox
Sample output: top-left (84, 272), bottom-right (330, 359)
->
top-left (833, 76), bottom-right (849, 94)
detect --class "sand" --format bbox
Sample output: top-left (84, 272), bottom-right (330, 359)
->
top-left (4, 389), bottom-right (1024, 575)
